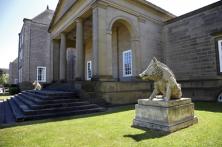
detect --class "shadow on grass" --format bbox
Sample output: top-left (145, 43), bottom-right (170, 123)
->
top-left (124, 129), bottom-right (169, 142)
top-left (194, 102), bottom-right (222, 113)
top-left (0, 105), bottom-right (135, 129)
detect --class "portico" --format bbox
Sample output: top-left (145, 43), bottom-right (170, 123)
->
top-left (48, 0), bottom-right (174, 104)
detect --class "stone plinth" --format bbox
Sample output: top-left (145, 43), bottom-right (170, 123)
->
top-left (132, 98), bottom-right (198, 132)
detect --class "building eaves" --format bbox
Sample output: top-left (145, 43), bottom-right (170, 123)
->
top-left (165, 0), bottom-right (222, 24)
top-left (137, 0), bottom-right (176, 18)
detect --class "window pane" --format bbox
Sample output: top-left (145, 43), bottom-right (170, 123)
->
top-left (87, 61), bottom-right (92, 80)
top-left (123, 50), bottom-right (132, 77)
top-left (37, 67), bottom-right (46, 82)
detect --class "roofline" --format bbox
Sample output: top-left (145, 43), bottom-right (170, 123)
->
top-left (165, 0), bottom-right (222, 24)
top-left (137, 0), bottom-right (176, 18)
top-left (23, 18), bottom-right (50, 26)
top-left (48, 0), bottom-right (176, 32)
top-left (48, 0), bottom-right (63, 32)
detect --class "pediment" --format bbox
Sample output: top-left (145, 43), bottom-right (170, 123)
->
top-left (49, 0), bottom-right (77, 30)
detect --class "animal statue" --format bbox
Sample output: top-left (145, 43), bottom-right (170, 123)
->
top-left (33, 80), bottom-right (42, 90)
top-left (139, 57), bottom-right (182, 101)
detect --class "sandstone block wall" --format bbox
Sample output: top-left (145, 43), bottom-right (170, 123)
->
top-left (164, 4), bottom-right (222, 81)
top-left (163, 2), bottom-right (222, 100)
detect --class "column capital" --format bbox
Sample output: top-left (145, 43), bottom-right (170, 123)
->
top-left (60, 32), bottom-right (66, 40)
top-left (75, 18), bottom-right (83, 23)
top-left (92, 1), bottom-right (108, 9)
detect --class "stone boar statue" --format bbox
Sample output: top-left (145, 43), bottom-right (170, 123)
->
top-left (139, 57), bottom-right (182, 101)
top-left (33, 81), bottom-right (42, 90)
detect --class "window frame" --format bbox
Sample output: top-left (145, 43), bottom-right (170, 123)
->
top-left (217, 39), bottom-right (222, 74)
top-left (86, 61), bottom-right (92, 80)
top-left (37, 66), bottom-right (46, 82)
top-left (122, 50), bottom-right (133, 77)
top-left (217, 39), bottom-right (222, 73)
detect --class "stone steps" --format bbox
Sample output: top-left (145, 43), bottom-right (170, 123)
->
top-left (20, 93), bottom-right (81, 105)
top-left (23, 91), bottom-right (79, 100)
top-left (0, 102), bottom-right (5, 124)
top-left (8, 99), bottom-right (26, 122)
top-left (16, 95), bottom-right (90, 110)
top-left (0, 90), bottom-right (106, 125)
top-left (5, 100), bottom-right (17, 123)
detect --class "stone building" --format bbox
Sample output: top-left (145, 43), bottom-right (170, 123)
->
top-left (9, 58), bottom-right (18, 85)
top-left (48, 0), bottom-right (174, 104)
top-left (164, 1), bottom-right (222, 101)
top-left (18, 7), bottom-right (54, 85)
top-left (48, 0), bottom-right (222, 103)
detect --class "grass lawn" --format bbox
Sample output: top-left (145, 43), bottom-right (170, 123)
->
top-left (0, 102), bottom-right (222, 147)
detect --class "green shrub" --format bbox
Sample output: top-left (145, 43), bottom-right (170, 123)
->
top-left (19, 82), bottom-right (33, 91)
top-left (9, 86), bottom-right (20, 95)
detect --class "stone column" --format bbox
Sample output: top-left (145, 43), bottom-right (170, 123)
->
top-left (52, 40), bottom-right (60, 81)
top-left (75, 18), bottom-right (84, 80)
top-left (49, 39), bottom-right (54, 82)
top-left (59, 33), bottom-right (66, 81)
top-left (131, 38), bottom-right (142, 76)
top-left (92, 5), bottom-right (113, 81)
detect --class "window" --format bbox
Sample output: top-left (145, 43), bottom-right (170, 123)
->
top-left (37, 66), bottom-right (46, 82)
top-left (87, 61), bottom-right (92, 80)
top-left (218, 40), bottom-right (222, 73)
top-left (123, 50), bottom-right (132, 77)
top-left (19, 68), bottom-right (22, 83)
top-left (14, 79), bottom-right (18, 84)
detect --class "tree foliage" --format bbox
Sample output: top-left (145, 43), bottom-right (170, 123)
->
top-left (0, 74), bottom-right (9, 85)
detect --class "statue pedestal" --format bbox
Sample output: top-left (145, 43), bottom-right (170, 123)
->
top-left (132, 98), bottom-right (198, 132)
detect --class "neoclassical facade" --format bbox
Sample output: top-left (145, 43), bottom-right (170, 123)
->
top-left (48, 0), bottom-right (174, 104)
top-left (49, 0), bottom-right (173, 82)
top-left (49, 0), bottom-right (222, 103)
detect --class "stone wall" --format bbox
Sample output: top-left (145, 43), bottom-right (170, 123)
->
top-left (21, 20), bottom-right (31, 82)
top-left (29, 22), bottom-right (51, 83)
top-left (18, 9), bottom-right (53, 85)
top-left (164, 4), bottom-right (222, 80)
top-left (66, 48), bottom-right (76, 81)
top-left (81, 81), bottom-right (152, 104)
top-left (163, 2), bottom-right (222, 100)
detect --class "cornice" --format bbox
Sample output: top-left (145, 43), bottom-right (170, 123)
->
top-left (98, 0), bottom-right (164, 25)
top-left (50, 1), bottom-right (96, 39)
top-left (92, 0), bottom-right (108, 9)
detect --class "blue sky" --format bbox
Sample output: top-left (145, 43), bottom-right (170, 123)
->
top-left (0, 0), bottom-right (219, 69)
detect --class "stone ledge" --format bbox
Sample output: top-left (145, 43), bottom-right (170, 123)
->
top-left (134, 115), bottom-right (195, 126)
top-left (138, 98), bottom-right (191, 107)
top-left (132, 116), bottom-right (198, 132)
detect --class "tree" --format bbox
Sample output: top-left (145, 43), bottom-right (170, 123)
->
top-left (0, 74), bottom-right (9, 85)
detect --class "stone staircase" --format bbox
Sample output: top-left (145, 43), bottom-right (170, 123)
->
top-left (0, 90), bottom-right (105, 125)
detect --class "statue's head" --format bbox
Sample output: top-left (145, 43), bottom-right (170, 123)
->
top-left (139, 57), bottom-right (162, 81)
top-left (33, 80), bottom-right (37, 86)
